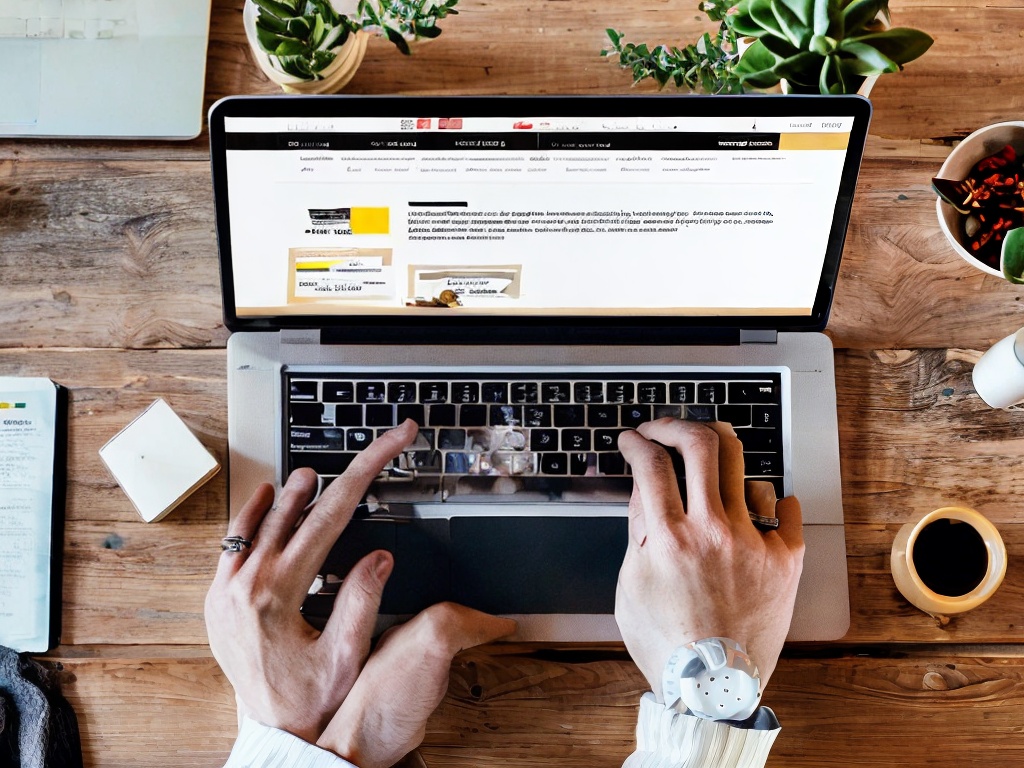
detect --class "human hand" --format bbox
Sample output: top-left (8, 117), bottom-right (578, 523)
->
top-left (204, 419), bottom-right (418, 742)
top-left (615, 419), bottom-right (804, 698)
top-left (317, 603), bottom-right (516, 768)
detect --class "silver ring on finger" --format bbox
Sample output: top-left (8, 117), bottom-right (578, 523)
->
top-left (220, 535), bottom-right (253, 553)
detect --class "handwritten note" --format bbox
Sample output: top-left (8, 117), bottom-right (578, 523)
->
top-left (0, 378), bottom-right (60, 652)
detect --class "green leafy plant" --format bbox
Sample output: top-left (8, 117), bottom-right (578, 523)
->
top-left (1002, 228), bottom-right (1024, 284)
top-left (253, 0), bottom-right (459, 81)
top-left (603, 0), bottom-right (932, 95)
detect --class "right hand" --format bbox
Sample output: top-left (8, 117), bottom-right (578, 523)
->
top-left (614, 419), bottom-right (805, 698)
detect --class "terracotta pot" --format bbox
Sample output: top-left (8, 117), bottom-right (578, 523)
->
top-left (243, 0), bottom-right (369, 94)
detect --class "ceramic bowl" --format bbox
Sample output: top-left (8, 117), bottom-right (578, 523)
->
top-left (934, 121), bottom-right (1024, 278)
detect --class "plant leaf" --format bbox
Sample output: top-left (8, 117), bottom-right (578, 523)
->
top-left (772, 50), bottom-right (824, 85)
top-left (841, 0), bottom-right (884, 34)
top-left (252, 0), bottom-right (300, 20)
top-left (748, 0), bottom-right (792, 40)
top-left (847, 28), bottom-right (934, 64)
top-left (770, 0), bottom-right (811, 47)
top-left (1002, 228), bottom-right (1024, 284)
top-left (785, 0), bottom-right (815, 26)
top-left (839, 40), bottom-right (899, 74)
top-left (812, 0), bottom-right (833, 36)
top-left (735, 39), bottom-right (784, 87)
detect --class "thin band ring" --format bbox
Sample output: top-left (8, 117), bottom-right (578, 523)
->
top-left (220, 535), bottom-right (253, 553)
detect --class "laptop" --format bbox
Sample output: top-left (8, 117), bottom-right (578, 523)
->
top-left (0, 0), bottom-right (211, 139)
top-left (209, 94), bottom-right (871, 642)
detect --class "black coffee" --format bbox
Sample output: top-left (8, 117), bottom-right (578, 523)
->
top-left (911, 518), bottom-right (989, 597)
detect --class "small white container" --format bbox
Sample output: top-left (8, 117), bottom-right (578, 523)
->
top-left (973, 327), bottom-right (1024, 408)
top-left (934, 121), bottom-right (1024, 278)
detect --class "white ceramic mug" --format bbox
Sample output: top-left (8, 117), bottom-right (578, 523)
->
top-left (891, 507), bottom-right (1007, 622)
top-left (973, 328), bottom-right (1024, 408)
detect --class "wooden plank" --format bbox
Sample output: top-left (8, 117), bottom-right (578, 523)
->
top-left (47, 647), bottom-right (1024, 767)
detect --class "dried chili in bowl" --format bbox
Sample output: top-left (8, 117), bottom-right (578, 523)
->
top-left (933, 144), bottom-right (1024, 270)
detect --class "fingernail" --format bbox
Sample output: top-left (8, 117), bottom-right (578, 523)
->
top-left (374, 552), bottom-right (391, 580)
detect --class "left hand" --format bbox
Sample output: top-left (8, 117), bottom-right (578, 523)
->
top-left (317, 603), bottom-right (516, 768)
top-left (204, 420), bottom-right (419, 742)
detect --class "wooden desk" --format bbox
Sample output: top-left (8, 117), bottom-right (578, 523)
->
top-left (2, 0), bottom-right (1023, 764)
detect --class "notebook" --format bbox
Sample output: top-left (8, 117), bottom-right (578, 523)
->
top-left (209, 95), bottom-right (872, 642)
top-left (0, 0), bottom-right (211, 139)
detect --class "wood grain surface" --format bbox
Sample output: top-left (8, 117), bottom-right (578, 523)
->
top-left (4, 0), bottom-right (1024, 765)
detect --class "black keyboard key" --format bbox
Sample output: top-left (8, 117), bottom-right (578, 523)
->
top-left (729, 381), bottom-right (779, 404)
top-left (653, 405), bottom-right (682, 420)
top-left (598, 452), bottom-right (626, 476)
top-left (621, 404), bottom-right (652, 428)
top-left (570, 453), bottom-right (594, 475)
top-left (530, 429), bottom-right (559, 451)
top-left (523, 405), bottom-right (552, 427)
top-left (716, 405), bottom-right (751, 427)
top-left (356, 382), bottom-right (387, 403)
top-left (554, 404), bottom-right (586, 427)
top-left (606, 382), bottom-right (635, 403)
top-left (291, 451), bottom-right (356, 476)
top-left (637, 383), bottom-right (666, 404)
top-left (481, 383), bottom-right (508, 403)
top-left (594, 429), bottom-right (623, 451)
top-left (396, 404), bottom-right (426, 426)
top-left (541, 382), bottom-right (571, 403)
top-left (685, 405), bottom-right (716, 422)
top-left (290, 427), bottom-right (346, 451)
top-left (489, 404), bottom-right (523, 426)
top-left (406, 451), bottom-right (442, 473)
top-left (562, 429), bottom-right (591, 452)
top-left (346, 428), bottom-right (374, 451)
top-left (290, 380), bottom-right (318, 401)
top-left (744, 453), bottom-right (783, 476)
top-left (588, 404), bottom-right (619, 427)
top-left (438, 428), bottom-right (467, 450)
top-left (574, 382), bottom-right (604, 403)
top-left (331, 404), bottom-right (363, 426)
top-left (451, 382), bottom-right (479, 403)
top-left (697, 382), bottom-right (725, 404)
top-left (445, 453), bottom-right (476, 473)
top-left (427, 404), bottom-right (457, 426)
top-left (322, 381), bottom-right (355, 402)
top-left (291, 403), bottom-right (328, 427)
top-left (419, 382), bottom-right (449, 404)
top-left (458, 404), bottom-right (487, 427)
top-left (541, 453), bottom-right (568, 475)
top-left (511, 382), bottom-right (539, 403)
top-left (736, 429), bottom-right (781, 452)
top-left (752, 405), bottom-right (781, 428)
top-left (365, 404), bottom-right (395, 427)
top-left (387, 382), bottom-right (418, 403)
top-left (668, 382), bottom-right (695, 404)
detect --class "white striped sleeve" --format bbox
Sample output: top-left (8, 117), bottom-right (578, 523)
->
top-left (622, 693), bottom-right (781, 768)
top-left (223, 717), bottom-right (359, 768)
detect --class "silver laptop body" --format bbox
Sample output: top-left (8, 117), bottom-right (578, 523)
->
top-left (211, 95), bottom-right (873, 642)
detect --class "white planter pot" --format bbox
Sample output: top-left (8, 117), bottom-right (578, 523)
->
top-left (243, 0), bottom-right (369, 94)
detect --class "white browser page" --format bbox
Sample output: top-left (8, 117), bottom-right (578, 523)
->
top-left (222, 115), bottom-right (853, 318)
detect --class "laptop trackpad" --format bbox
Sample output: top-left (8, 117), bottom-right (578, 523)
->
top-left (305, 516), bottom-right (628, 621)
top-left (450, 516), bottom-right (627, 614)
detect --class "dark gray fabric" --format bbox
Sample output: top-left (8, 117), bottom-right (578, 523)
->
top-left (0, 646), bottom-right (82, 768)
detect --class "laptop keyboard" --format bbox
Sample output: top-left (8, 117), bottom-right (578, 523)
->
top-left (284, 370), bottom-right (785, 503)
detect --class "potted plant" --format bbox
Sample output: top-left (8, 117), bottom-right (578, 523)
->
top-left (603, 0), bottom-right (933, 96)
top-left (244, 0), bottom-right (459, 93)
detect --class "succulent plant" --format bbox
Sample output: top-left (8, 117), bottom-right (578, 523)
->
top-left (731, 0), bottom-right (934, 94)
top-left (253, 0), bottom-right (459, 81)
top-left (603, 0), bottom-right (932, 95)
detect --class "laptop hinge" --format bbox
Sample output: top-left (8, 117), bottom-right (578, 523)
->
top-left (281, 329), bottom-right (322, 345)
top-left (740, 329), bottom-right (778, 345)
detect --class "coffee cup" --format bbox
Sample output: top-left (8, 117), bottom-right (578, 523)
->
top-left (890, 507), bottom-right (1006, 623)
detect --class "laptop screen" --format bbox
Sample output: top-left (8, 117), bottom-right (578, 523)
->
top-left (211, 96), bottom-right (870, 339)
